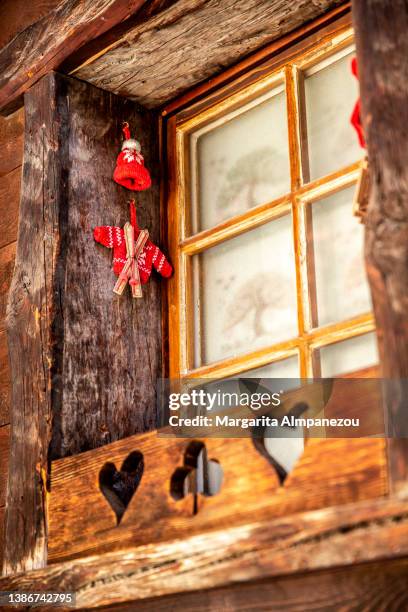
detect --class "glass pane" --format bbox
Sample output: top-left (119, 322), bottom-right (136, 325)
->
top-left (258, 357), bottom-right (304, 472)
top-left (319, 332), bottom-right (379, 377)
top-left (305, 48), bottom-right (361, 179)
top-left (193, 357), bottom-right (299, 413)
top-left (241, 356), bottom-right (299, 379)
top-left (191, 87), bottom-right (290, 234)
top-left (311, 186), bottom-right (372, 326)
top-left (193, 216), bottom-right (298, 366)
top-left (264, 432), bottom-right (304, 474)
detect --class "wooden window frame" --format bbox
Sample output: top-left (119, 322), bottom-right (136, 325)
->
top-left (164, 13), bottom-right (374, 381)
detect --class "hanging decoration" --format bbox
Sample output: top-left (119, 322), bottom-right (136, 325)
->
top-left (352, 156), bottom-right (370, 223)
top-left (94, 200), bottom-right (172, 298)
top-left (350, 57), bottom-right (370, 224)
top-left (350, 58), bottom-right (366, 149)
top-left (113, 122), bottom-right (152, 191)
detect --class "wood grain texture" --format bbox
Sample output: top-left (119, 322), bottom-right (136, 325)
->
top-left (0, 507), bottom-right (4, 569)
top-left (0, 0), bottom-right (149, 115)
top-left (0, 332), bottom-right (11, 427)
top-left (45, 76), bottom-right (162, 459)
top-left (3, 74), bottom-right (64, 576)
top-left (0, 1), bottom-right (61, 50)
top-left (48, 430), bottom-right (386, 563)
top-left (0, 425), bottom-right (10, 507)
top-left (0, 168), bottom-right (20, 249)
top-left (3, 496), bottom-right (408, 609)
top-left (74, 0), bottom-right (345, 109)
top-left (352, 0), bottom-right (408, 495)
top-left (87, 558), bottom-right (408, 612)
top-left (0, 108), bottom-right (24, 176)
top-left (0, 242), bottom-right (16, 336)
top-left (3, 71), bottom-right (163, 575)
top-left (166, 7), bottom-right (351, 121)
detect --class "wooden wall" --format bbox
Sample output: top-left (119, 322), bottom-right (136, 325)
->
top-left (0, 0), bottom-right (57, 574)
top-left (0, 1), bottom-right (61, 50)
top-left (0, 107), bottom-right (23, 570)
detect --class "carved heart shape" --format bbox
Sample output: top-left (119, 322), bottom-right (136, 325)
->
top-left (99, 451), bottom-right (144, 524)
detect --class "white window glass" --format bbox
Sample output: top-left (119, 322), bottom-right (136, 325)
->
top-left (193, 216), bottom-right (298, 366)
top-left (319, 332), bottom-right (379, 377)
top-left (258, 357), bottom-right (304, 472)
top-left (191, 86), bottom-right (290, 234)
top-left (305, 48), bottom-right (361, 179)
top-left (241, 356), bottom-right (299, 379)
top-left (311, 186), bottom-right (372, 326)
top-left (264, 433), bottom-right (304, 475)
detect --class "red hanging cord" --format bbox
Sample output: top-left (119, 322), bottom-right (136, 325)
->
top-left (122, 121), bottom-right (131, 141)
top-left (129, 199), bottom-right (138, 230)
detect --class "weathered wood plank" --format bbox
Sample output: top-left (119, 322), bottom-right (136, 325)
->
top-left (48, 427), bottom-right (386, 563)
top-left (2, 74), bottom-right (62, 576)
top-left (166, 5), bottom-right (351, 120)
top-left (352, 0), bottom-right (408, 495)
top-left (49, 79), bottom-right (161, 459)
top-left (0, 244), bottom-right (16, 427)
top-left (0, 108), bottom-right (24, 176)
top-left (0, 506), bottom-right (4, 569)
top-left (3, 496), bottom-right (408, 609)
top-left (0, 332), bottom-right (11, 427)
top-left (3, 71), bottom-right (162, 575)
top-left (61, 0), bottom-right (180, 75)
top-left (0, 425), bottom-right (10, 507)
top-left (85, 558), bottom-right (408, 612)
top-left (0, 0), bottom-right (149, 115)
top-left (73, 0), bottom-right (344, 109)
top-left (0, 169), bottom-right (20, 249)
top-left (0, 1), bottom-right (61, 50)
top-left (0, 242), bottom-right (17, 334)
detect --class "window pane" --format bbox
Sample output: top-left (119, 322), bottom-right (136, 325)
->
top-left (193, 216), bottom-right (298, 366)
top-left (191, 87), bottom-right (290, 234)
top-left (193, 357), bottom-right (299, 413)
top-left (241, 356), bottom-right (299, 379)
top-left (311, 186), bottom-right (372, 326)
top-left (258, 357), bottom-right (304, 472)
top-left (305, 49), bottom-right (361, 179)
top-left (319, 332), bottom-right (379, 377)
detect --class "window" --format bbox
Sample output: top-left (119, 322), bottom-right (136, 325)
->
top-left (166, 23), bottom-right (378, 381)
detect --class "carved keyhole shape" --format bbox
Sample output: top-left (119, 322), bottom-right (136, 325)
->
top-left (170, 441), bottom-right (223, 515)
top-left (99, 451), bottom-right (144, 525)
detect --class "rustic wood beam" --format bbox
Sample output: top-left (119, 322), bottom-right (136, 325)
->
top-left (0, 1), bottom-right (62, 50)
top-left (2, 71), bottom-right (162, 576)
top-left (2, 73), bottom-right (63, 576)
top-left (78, 558), bottom-right (408, 612)
top-left (72, 0), bottom-right (346, 110)
top-left (0, 0), bottom-right (148, 115)
top-left (1, 496), bottom-right (408, 608)
top-left (0, 2), bottom-right (349, 115)
top-left (352, 0), bottom-right (408, 495)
